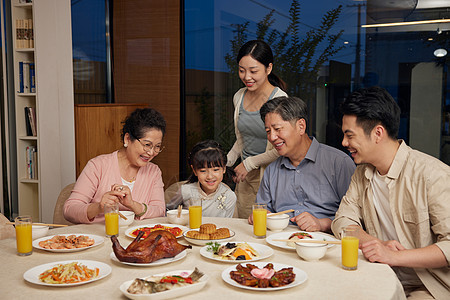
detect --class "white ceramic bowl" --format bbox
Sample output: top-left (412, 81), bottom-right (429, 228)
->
top-left (266, 213), bottom-right (290, 232)
top-left (119, 211), bottom-right (135, 227)
top-left (167, 209), bottom-right (189, 226)
top-left (295, 240), bottom-right (327, 261)
top-left (32, 225), bottom-right (49, 240)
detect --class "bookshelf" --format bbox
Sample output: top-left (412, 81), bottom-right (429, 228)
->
top-left (11, 0), bottom-right (76, 222)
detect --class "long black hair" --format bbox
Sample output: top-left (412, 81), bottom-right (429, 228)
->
top-left (237, 40), bottom-right (286, 91)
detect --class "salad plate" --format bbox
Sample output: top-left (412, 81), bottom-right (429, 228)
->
top-left (222, 262), bottom-right (307, 291)
top-left (199, 242), bottom-right (273, 263)
top-left (23, 260), bottom-right (111, 287)
top-left (265, 231), bottom-right (339, 250)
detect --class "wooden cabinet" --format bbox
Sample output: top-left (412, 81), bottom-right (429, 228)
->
top-left (11, 0), bottom-right (75, 222)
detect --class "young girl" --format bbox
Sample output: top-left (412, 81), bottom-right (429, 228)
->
top-left (168, 140), bottom-right (237, 218)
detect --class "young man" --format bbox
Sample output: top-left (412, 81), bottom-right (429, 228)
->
top-left (332, 86), bottom-right (450, 299)
top-left (248, 96), bottom-right (355, 232)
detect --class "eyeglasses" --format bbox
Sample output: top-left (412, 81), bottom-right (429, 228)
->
top-left (136, 138), bottom-right (165, 153)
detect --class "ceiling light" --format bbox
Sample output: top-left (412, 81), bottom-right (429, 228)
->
top-left (434, 49), bottom-right (447, 57)
top-left (362, 19), bottom-right (450, 28)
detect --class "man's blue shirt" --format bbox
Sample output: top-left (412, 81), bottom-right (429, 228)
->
top-left (256, 138), bottom-right (356, 220)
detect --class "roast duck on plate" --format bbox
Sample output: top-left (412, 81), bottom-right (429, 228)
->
top-left (111, 229), bottom-right (192, 263)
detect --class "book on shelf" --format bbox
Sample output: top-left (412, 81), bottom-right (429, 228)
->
top-left (18, 61), bottom-right (35, 94)
top-left (25, 145), bottom-right (37, 180)
top-left (28, 18), bottom-right (34, 48)
top-left (24, 107), bottom-right (32, 136)
top-left (29, 62), bottom-right (35, 92)
top-left (18, 0), bottom-right (33, 3)
top-left (23, 61), bottom-right (30, 93)
top-left (24, 107), bottom-right (36, 136)
top-left (15, 18), bottom-right (33, 49)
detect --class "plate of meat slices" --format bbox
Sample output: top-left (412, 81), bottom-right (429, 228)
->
top-left (265, 231), bottom-right (339, 250)
top-left (32, 234), bottom-right (104, 252)
top-left (222, 262), bottom-right (307, 291)
top-left (125, 224), bottom-right (188, 239)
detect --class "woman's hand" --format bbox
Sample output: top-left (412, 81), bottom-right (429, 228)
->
top-left (111, 184), bottom-right (133, 208)
top-left (233, 162), bottom-right (249, 183)
top-left (99, 190), bottom-right (120, 211)
top-left (110, 184), bottom-right (146, 216)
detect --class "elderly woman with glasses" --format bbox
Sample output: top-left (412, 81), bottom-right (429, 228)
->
top-left (64, 108), bottom-right (166, 224)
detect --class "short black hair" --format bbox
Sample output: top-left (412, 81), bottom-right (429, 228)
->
top-left (121, 108), bottom-right (166, 141)
top-left (340, 86), bottom-right (400, 140)
top-left (260, 96), bottom-right (308, 126)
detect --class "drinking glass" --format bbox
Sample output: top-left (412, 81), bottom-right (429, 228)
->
top-left (189, 198), bottom-right (202, 229)
top-left (252, 204), bottom-right (267, 238)
top-left (341, 227), bottom-right (359, 270)
top-left (15, 215), bottom-right (33, 256)
top-left (104, 203), bottom-right (119, 237)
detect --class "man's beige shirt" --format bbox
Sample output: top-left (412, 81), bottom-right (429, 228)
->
top-left (332, 141), bottom-right (450, 299)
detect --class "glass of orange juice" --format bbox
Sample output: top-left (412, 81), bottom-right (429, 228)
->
top-left (252, 204), bottom-right (267, 238)
top-left (15, 215), bottom-right (33, 256)
top-left (189, 198), bottom-right (202, 229)
top-left (341, 227), bottom-right (359, 270)
top-left (104, 203), bottom-right (119, 237)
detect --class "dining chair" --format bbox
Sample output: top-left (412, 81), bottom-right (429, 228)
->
top-left (53, 183), bottom-right (76, 226)
top-left (164, 180), bottom-right (187, 209)
top-left (0, 213), bottom-right (15, 240)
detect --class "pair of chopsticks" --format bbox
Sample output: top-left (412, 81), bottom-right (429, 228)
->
top-left (273, 239), bottom-right (341, 245)
top-left (6, 222), bottom-right (68, 227)
top-left (177, 205), bottom-right (182, 218)
top-left (267, 209), bottom-right (294, 217)
top-left (118, 211), bottom-right (127, 220)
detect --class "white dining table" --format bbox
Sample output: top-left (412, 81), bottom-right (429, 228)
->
top-left (0, 216), bottom-right (406, 299)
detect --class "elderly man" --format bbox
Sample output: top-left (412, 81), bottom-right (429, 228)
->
top-left (332, 86), bottom-right (450, 299)
top-left (248, 96), bottom-right (355, 232)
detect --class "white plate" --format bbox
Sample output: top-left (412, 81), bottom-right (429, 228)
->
top-left (23, 260), bottom-right (111, 287)
top-left (266, 231), bottom-right (339, 250)
top-left (222, 262), bottom-right (307, 291)
top-left (182, 229), bottom-right (235, 246)
top-left (125, 224), bottom-right (189, 239)
top-left (120, 269), bottom-right (209, 300)
top-left (110, 250), bottom-right (187, 267)
top-left (32, 234), bottom-right (105, 253)
top-left (200, 242), bottom-right (273, 263)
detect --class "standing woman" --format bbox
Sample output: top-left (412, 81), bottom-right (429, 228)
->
top-left (227, 40), bottom-right (287, 218)
top-left (64, 108), bottom-right (166, 223)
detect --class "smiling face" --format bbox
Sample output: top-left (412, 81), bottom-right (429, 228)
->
top-left (192, 166), bottom-right (226, 195)
top-left (238, 55), bottom-right (272, 92)
top-left (124, 128), bottom-right (163, 167)
top-left (341, 115), bottom-right (376, 164)
top-left (264, 112), bottom-right (305, 163)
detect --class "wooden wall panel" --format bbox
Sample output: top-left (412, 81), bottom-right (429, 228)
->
top-left (112, 0), bottom-right (180, 187)
top-left (74, 103), bottom-right (149, 177)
